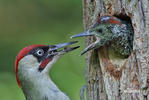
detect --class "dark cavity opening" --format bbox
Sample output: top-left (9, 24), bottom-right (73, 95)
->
top-left (114, 14), bottom-right (132, 24)
top-left (91, 0), bottom-right (94, 2)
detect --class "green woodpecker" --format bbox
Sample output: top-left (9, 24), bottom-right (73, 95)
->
top-left (71, 15), bottom-right (133, 57)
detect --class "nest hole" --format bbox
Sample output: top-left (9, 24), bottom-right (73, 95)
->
top-left (114, 14), bottom-right (132, 24)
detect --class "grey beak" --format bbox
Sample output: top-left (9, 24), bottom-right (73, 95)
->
top-left (71, 31), bottom-right (94, 38)
top-left (80, 40), bottom-right (99, 55)
top-left (48, 41), bottom-right (80, 56)
top-left (71, 30), bottom-right (100, 55)
top-left (51, 41), bottom-right (78, 51)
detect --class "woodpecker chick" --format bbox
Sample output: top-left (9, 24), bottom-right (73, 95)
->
top-left (71, 15), bottom-right (133, 57)
top-left (15, 41), bottom-right (79, 100)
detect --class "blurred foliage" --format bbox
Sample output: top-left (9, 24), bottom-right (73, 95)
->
top-left (0, 0), bottom-right (86, 100)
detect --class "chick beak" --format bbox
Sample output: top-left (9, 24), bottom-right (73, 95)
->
top-left (80, 38), bottom-right (100, 55)
top-left (71, 30), bottom-right (100, 55)
top-left (48, 41), bottom-right (80, 56)
top-left (71, 30), bottom-right (94, 38)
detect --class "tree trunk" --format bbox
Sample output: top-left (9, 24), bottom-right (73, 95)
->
top-left (83, 0), bottom-right (149, 100)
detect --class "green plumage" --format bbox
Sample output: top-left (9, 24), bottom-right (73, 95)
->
top-left (90, 22), bottom-right (133, 57)
top-left (71, 15), bottom-right (134, 57)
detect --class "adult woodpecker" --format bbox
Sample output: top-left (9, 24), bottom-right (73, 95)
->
top-left (15, 41), bottom-right (79, 100)
top-left (71, 15), bottom-right (133, 57)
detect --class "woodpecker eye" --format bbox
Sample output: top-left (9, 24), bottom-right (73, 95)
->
top-left (36, 49), bottom-right (44, 56)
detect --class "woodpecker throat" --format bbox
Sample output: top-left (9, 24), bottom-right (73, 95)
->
top-left (71, 15), bottom-right (134, 57)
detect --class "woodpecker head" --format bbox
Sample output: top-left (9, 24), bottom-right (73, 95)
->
top-left (71, 15), bottom-right (123, 55)
top-left (15, 41), bottom-right (79, 87)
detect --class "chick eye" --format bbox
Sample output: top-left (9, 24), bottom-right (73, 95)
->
top-left (97, 28), bottom-right (103, 33)
top-left (36, 49), bottom-right (44, 56)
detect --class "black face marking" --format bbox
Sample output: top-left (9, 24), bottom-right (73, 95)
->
top-left (29, 46), bottom-right (50, 63)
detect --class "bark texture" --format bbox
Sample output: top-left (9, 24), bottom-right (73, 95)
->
top-left (83, 0), bottom-right (149, 100)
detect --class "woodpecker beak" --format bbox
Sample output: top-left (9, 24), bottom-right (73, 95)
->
top-left (48, 41), bottom-right (80, 56)
top-left (71, 30), bottom-right (95, 38)
top-left (38, 41), bottom-right (79, 71)
top-left (71, 30), bottom-right (100, 55)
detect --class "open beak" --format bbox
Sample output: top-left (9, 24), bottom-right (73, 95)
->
top-left (80, 38), bottom-right (100, 55)
top-left (38, 41), bottom-right (79, 72)
top-left (48, 41), bottom-right (80, 56)
top-left (71, 31), bottom-right (99, 55)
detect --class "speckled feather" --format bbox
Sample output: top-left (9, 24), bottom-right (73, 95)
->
top-left (110, 22), bottom-right (133, 56)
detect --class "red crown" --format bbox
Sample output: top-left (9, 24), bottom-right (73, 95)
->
top-left (97, 15), bottom-right (122, 25)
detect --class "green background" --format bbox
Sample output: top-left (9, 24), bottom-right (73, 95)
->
top-left (0, 0), bottom-right (86, 100)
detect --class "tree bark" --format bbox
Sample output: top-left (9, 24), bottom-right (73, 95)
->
top-left (83, 0), bottom-right (149, 100)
